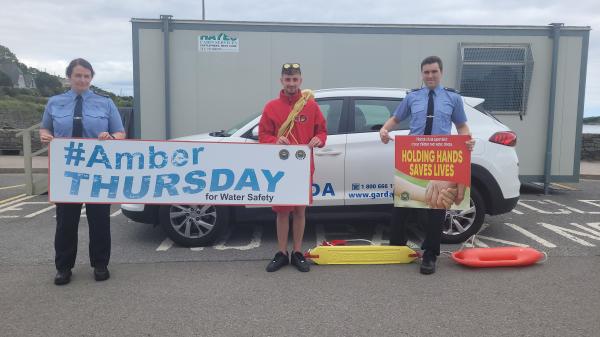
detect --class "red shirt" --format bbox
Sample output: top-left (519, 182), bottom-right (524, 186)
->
top-left (259, 89), bottom-right (327, 212)
top-left (259, 89), bottom-right (327, 146)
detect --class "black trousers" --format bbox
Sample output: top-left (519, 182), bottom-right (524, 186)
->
top-left (389, 207), bottom-right (445, 256)
top-left (55, 203), bottom-right (111, 271)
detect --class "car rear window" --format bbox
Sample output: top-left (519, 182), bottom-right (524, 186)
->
top-left (471, 103), bottom-right (501, 122)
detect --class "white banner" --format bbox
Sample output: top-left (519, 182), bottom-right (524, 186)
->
top-left (49, 139), bottom-right (311, 205)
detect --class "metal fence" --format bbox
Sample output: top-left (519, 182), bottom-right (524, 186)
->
top-left (458, 44), bottom-right (534, 115)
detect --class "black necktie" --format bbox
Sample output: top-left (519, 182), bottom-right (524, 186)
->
top-left (424, 90), bottom-right (434, 135)
top-left (72, 95), bottom-right (83, 137)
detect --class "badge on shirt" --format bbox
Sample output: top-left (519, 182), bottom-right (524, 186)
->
top-left (295, 115), bottom-right (307, 123)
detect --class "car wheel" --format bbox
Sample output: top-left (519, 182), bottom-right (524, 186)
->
top-left (159, 204), bottom-right (229, 247)
top-left (441, 186), bottom-right (485, 244)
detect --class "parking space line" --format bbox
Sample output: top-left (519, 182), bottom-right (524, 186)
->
top-left (0, 184), bottom-right (25, 191)
top-left (214, 225), bottom-right (263, 251)
top-left (110, 209), bottom-right (122, 217)
top-left (0, 200), bottom-right (47, 215)
top-left (578, 200), bottom-right (600, 213)
top-left (538, 222), bottom-right (596, 247)
top-left (473, 238), bottom-right (489, 247)
top-left (24, 205), bottom-right (56, 218)
top-left (190, 247), bottom-right (204, 251)
top-left (0, 195), bottom-right (35, 209)
top-left (463, 241), bottom-right (489, 248)
top-left (156, 238), bottom-right (174, 251)
top-left (543, 200), bottom-right (598, 214)
top-left (572, 223), bottom-right (600, 237)
top-left (518, 200), bottom-right (571, 214)
top-left (579, 200), bottom-right (600, 207)
top-left (503, 223), bottom-right (557, 248)
top-left (0, 193), bottom-right (25, 205)
top-left (586, 222), bottom-right (600, 231)
top-left (511, 209), bottom-right (524, 215)
top-left (462, 230), bottom-right (490, 248)
top-left (476, 235), bottom-right (529, 247)
top-left (550, 183), bottom-right (578, 191)
top-left (0, 215), bottom-right (19, 219)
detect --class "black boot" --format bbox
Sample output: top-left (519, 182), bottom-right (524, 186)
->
top-left (420, 251), bottom-right (437, 275)
top-left (94, 266), bottom-right (110, 281)
top-left (54, 269), bottom-right (72, 285)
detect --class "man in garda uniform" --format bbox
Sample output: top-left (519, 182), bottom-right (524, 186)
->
top-left (379, 56), bottom-right (475, 275)
top-left (259, 62), bottom-right (327, 272)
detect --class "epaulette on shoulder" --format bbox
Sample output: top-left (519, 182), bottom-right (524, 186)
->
top-left (93, 91), bottom-right (110, 98)
top-left (407, 87), bottom-right (423, 93)
top-left (444, 87), bottom-right (460, 94)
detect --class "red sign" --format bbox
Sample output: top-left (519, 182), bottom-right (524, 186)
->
top-left (393, 135), bottom-right (471, 210)
top-left (395, 135), bottom-right (471, 186)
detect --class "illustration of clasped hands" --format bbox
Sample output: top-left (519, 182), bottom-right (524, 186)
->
top-left (393, 177), bottom-right (466, 210)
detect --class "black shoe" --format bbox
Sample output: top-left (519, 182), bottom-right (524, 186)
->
top-left (420, 251), bottom-right (437, 275)
top-left (94, 266), bottom-right (110, 281)
top-left (54, 270), bottom-right (72, 286)
top-left (290, 251), bottom-right (310, 272)
top-left (266, 251), bottom-right (289, 272)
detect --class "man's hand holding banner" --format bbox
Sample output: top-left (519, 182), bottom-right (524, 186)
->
top-left (394, 135), bottom-right (471, 210)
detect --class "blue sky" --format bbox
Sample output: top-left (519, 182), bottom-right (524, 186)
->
top-left (1, 0), bottom-right (598, 117)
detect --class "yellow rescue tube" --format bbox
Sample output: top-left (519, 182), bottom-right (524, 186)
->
top-left (305, 244), bottom-right (419, 265)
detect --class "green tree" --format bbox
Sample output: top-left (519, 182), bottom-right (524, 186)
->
top-left (0, 45), bottom-right (18, 63)
top-left (0, 70), bottom-right (13, 86)
top-left (35, 72), bottom-right (63, 96)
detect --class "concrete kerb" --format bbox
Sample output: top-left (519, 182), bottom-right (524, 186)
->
top-left (0, 156), bottom-right (48, 174)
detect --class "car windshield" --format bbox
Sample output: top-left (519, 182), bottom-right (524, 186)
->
top-left (210, 112), bottom-right (261, 137)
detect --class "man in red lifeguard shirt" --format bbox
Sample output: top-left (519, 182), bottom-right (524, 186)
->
top-left (259, 62), bottom-right (327, 272)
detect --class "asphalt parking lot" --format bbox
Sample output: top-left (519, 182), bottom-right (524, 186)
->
top-left (1, 173), bottom-right (599, 336)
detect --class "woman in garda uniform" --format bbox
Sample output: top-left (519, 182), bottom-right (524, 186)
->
top-left (39, 58), bottom-right (125, 285)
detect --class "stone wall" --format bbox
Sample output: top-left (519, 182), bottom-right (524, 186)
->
top-left (0, 129), bottom-right (43, 154)
top-left (0, 110), bottom-right (44, 154)
top-left (581, 134), bottom-right (600, 161)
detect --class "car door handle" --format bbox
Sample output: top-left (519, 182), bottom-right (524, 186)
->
top-left (314, 149), bottom-right (342, 156)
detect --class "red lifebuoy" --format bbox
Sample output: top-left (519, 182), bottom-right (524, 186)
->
top-left (451, 247), bottom-right (544, 268)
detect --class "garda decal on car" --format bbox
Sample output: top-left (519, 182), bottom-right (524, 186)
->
top-left (347, 183), bottom-right (394, 200)
top-left (49, 139), bottom-right (310, 205)
top-left (312, 183), bottom-right (335, 197)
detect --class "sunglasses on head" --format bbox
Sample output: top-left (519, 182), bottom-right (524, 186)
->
top-left (282, 63), bottom-right (301, 69)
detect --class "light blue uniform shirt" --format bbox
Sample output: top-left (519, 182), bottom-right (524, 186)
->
top-left (393, 85), bottom-right (467, 135)
top-left (41, 89), bottom-right (124, 138)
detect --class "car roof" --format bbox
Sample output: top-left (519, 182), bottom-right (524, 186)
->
top-left (314, 87), bottom-right (484, 107)
top-left (315, 87), bottom-right (407, 98)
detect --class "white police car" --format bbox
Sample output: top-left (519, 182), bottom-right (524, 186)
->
top-left (122, 88), bottom-right (519, 246)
